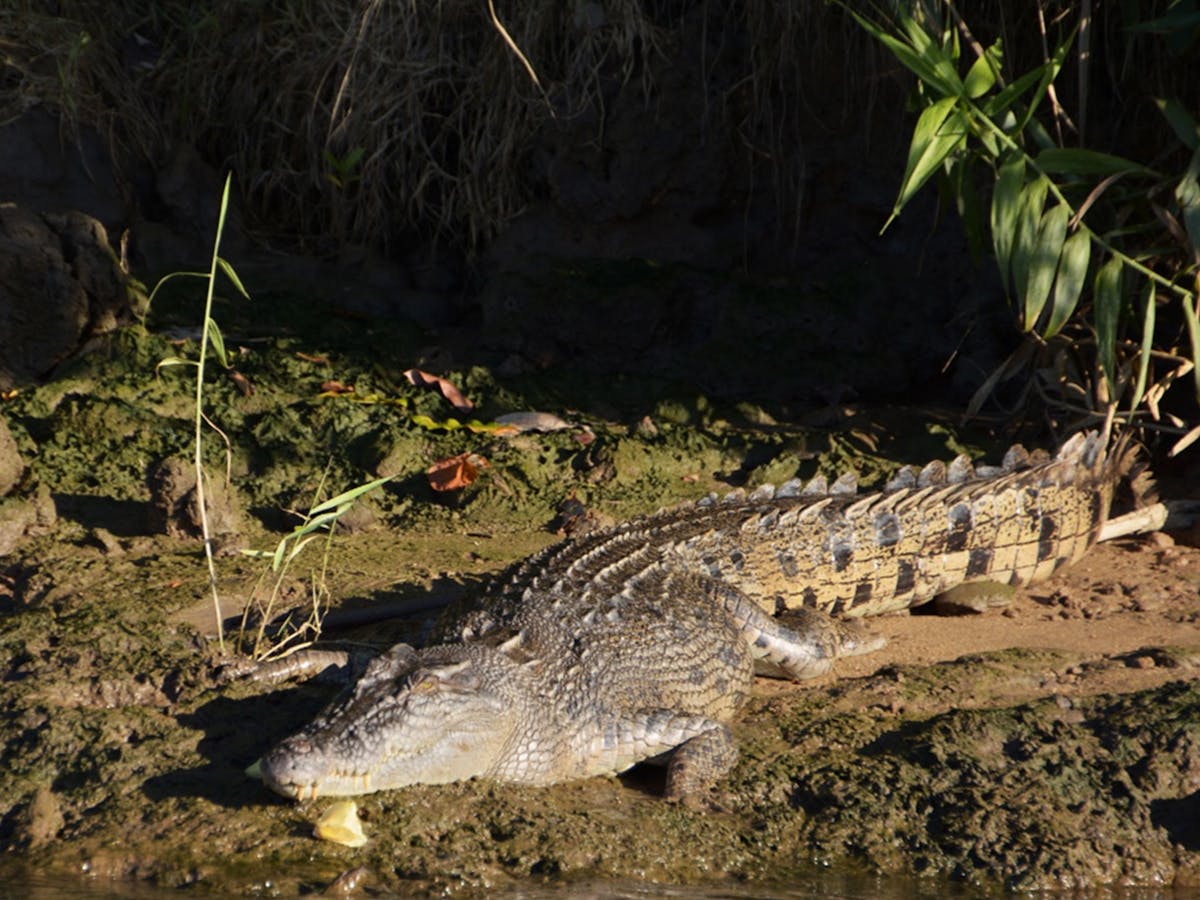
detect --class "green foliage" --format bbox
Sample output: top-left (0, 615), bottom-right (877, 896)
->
top-left (843, 2), bottom-right (1200, 444)
top-left (148, 175), bottom-right (388, 657)
top-left (239, 472), bottom-right (391, 660)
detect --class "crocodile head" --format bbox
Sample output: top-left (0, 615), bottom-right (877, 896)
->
top-left (259, 643), bottom-right (518, 799)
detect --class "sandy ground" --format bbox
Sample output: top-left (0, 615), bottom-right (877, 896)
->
top-left (832, 528), bottom-right (1200, 694)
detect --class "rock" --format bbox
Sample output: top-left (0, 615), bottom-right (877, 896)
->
top-left (12, 785), bottom-right (64, 850)
top-left (147, 457), bottom-right (243, 550)
top-left (0, 416), bottom-right (23, 496)
top-left (0, 485), bottom-right (57, 558)
top-left (0, 204), bottom-right (143, 390)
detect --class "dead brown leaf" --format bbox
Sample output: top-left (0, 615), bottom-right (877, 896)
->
top-left (319, 380), bottom-right (355, 395)
top-left (228, 369), bottom-right (255, 396)
top-left (427, 452), bottom-right (488, 492)
top-left (404, 369), bottom-right (473, 412)
top-left (296, 351), bottom-right (331, 365)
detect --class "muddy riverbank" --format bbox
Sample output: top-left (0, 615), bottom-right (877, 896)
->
top-left (1, 295), bottom-right (1199, 896)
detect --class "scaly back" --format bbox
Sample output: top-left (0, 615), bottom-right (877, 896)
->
top-left (493, 431), bottom-right (1127, 621)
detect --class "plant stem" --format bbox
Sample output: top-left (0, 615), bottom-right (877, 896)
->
top-left (195, 173), bottom-right (234, 654)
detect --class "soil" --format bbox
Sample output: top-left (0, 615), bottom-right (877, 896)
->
top-left (1, 279), bottom-right (1199, 897)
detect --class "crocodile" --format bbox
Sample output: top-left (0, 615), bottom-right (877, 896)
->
top-left (258, 430), bottom-right (1132, 801)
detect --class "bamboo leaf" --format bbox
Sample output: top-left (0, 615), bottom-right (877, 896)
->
top-left (1156, 98), bottom-right (1200, 151)
top-left (963, 40), bottom-right (1001, 99)
top-left (991, 153), bottom-right (1026, 296)
top-left (1035, 148), bottom-right (1159, 178)
top-left (1094, 257), bottom-right (1123, 391)
top-left (1130, 282), bottom-right (1157, 411)
top-left (1044, 227), bottom-right (1091, 337)
top-left (1175, 145), bottom-right (1200, 263)
top-left (1184, 291), bottom-right (1200, 401)
top-left (841, 8), bottom-right (954, 94)
top-left (1010, 176), bottom-right (1050, 317)
top-left (885, 98), bottom-right (966, 230)
top-left (981, 64), bottom-right (1046, 122)
top-left (1024, 203), bottom-right (1070, 330)
top-left (1015, 36), bottom-right (1073, 133)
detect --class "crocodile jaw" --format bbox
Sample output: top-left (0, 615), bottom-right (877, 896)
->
top-left (260, 717), bottom-right (511, 799)
top-left (259, 648), bottom-right (519, 799)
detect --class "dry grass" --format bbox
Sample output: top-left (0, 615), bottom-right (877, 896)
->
top-left (1, 1), bottom-right (1195, 256)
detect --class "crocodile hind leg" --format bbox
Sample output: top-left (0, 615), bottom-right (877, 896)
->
top-left (705, 579), bottom-right (886, 680)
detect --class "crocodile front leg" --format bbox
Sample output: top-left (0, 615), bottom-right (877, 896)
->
top-left (576, 708), bottom-right (738, 797)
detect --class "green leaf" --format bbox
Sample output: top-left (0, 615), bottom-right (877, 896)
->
top-left (217, 257), bottom-right (250, 300)
top-left (1010, 176), bottom-right (1050, 316)
top-left (1023, 203), bottom-right (1070, 330)
top-left (1093, 257), bottom-right (1123, 391)
top-left (898, 12), bottom-right (964, 95)
top-left (1035, 148), bottom-right (1159, 178)
top-left (206, 317), bottom-right (229, 369)
top-left (1176, 145), bottom-right (1200, 262)
top-left (1128, 8), bottom-right (1200, 34)
top-left (991, 153), bottom-right (1026, 296)
top-left (963, 39), bottom-right (1001, 99)
top-left (842, 8), bottom-right (958, 96)
top-left (1044, 227), bottom-right (1091, 337)
top-left (1184, 292), bottom-right (1200, 401)
top-left (948, 157), bottom-right (986, 261)
top-left (1015, 35), bottom-right (1073, 134)
top-left (981, 64), bottom-right (1046, 122)
top-left (308, 475), bottom-right (392, 517)
top-left (1156, 97), bottom-right (1200, 150)
top-left (155, 356), bottom-right (199, 371)
top-left (1130, 282), bottom-right (1156, 411)
top-left (884, 97), bottom-right (966, 231)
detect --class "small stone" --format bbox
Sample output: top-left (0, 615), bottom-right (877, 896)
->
top-left (1127, 655), bottom-right (1156, 669)
top-left (1146, 531), bottom-right (1175, 550)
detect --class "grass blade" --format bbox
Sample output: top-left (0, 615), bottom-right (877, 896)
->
top-left (206, 318), bottom-right (230, 369)
top-left (308, 475), bottom-right (392, 516)
top-left (218, 257), bottom-right (251, 300)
